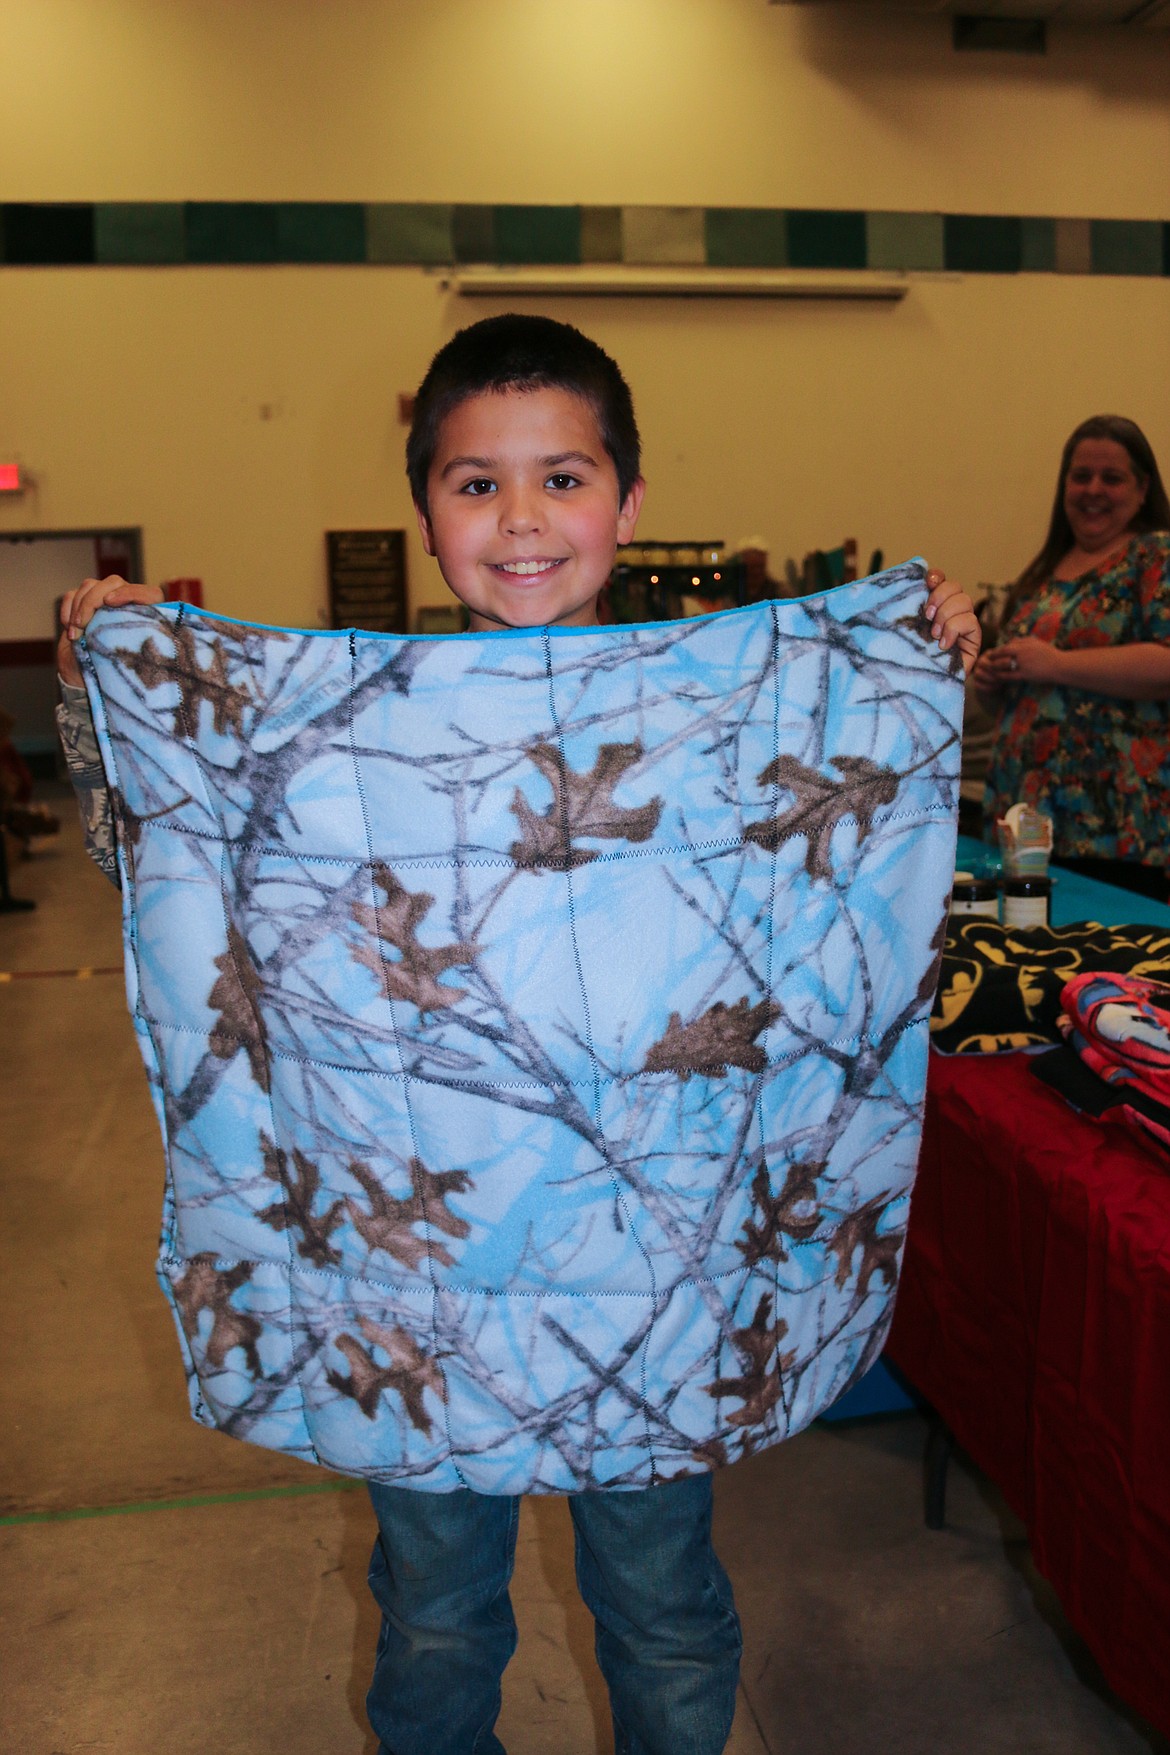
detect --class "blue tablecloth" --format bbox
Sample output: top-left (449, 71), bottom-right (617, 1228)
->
top-left (954, 833), bottom-right (1170, 930)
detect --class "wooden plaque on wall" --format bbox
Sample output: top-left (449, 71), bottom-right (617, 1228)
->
top-left (326, 530), bottom-right (407, 633)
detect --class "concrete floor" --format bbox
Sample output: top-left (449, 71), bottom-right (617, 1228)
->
top-left (3, 792), bottom-right (1167, 1755)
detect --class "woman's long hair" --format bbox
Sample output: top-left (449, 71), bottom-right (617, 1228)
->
top-left (1013, 415), bottom-right (1170, 602)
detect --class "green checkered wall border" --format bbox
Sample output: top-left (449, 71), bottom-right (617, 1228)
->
top-left (2, 202), bottom-right (1168, 277)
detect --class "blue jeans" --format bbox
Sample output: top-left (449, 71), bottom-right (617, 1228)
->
top-left (365, 1472), bottom-right (741, 1755)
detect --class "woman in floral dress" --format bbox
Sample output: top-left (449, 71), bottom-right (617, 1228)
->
top-left (977, 415), bottom-right (1170, 899)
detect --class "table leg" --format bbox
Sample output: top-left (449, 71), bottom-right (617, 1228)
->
top-left (924, 1416), bottom-right (952, 1530)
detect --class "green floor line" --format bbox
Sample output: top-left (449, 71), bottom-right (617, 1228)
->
top-left (0, 1477), bottom-right (365, 1527)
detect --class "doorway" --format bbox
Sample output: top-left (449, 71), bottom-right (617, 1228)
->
top-left (0, 528), bottom-right (143, 771)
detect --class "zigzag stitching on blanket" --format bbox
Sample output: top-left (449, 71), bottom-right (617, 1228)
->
top-left (345, 630), bottom-right (471, 1489)
top-left (540, 626), bottom-right (661, 1479)
top-left (175, 603), bottom-right (323, 1466)
top-left (156, 1252), bottom-right (809, 1298)
top-left (763, 599), bottom-right (789, 1445)
top-left (139, 1011), bottom-right (929, 1073)
top-left (128, 801), bottom-right (956, 864)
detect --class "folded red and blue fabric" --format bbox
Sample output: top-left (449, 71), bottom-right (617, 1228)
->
top-left (1056, 971), bottom-right (1170, 1152)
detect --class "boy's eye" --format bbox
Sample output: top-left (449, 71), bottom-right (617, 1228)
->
top-left (459, 477), bottom-right (496, 497)
top-left (545, 473), bottom-right (580, 491)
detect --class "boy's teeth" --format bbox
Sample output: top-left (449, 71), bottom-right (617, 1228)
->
top-left (499, 559), bottom-right (558, 575)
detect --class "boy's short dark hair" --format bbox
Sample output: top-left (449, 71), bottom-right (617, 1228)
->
top-left (407, 314), bottom-right (641, 510)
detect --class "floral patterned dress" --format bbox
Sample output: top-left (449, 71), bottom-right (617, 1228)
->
top-left (984, 532), bottom-right (1170, 867)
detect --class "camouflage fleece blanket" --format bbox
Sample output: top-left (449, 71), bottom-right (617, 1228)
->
top-left (79, 560), bottom-right (961, 1492)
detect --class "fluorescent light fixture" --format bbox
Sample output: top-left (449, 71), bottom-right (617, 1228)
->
top-left (444, 268), bottom-right (908, 301)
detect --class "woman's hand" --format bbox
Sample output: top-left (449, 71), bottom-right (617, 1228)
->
top-left (976, 635), bottom-right (1066, 695)
top-left (971, 648), bottom-right (1006, 697)
top-left (925, 569), bottom-right (981, 676)
top-left (979, 633), bottom-right (1170, 701)
top-left (57, 576), bottom-right (164, 687)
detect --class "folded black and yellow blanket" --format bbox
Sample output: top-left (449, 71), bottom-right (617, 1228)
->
top-left (931, 919), bottom-right (1170, 1054)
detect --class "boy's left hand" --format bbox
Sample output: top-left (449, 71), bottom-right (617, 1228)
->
top-left (925, 568), bottom-right (981, 676)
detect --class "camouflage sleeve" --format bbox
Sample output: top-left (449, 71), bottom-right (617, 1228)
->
top-left (55, 682), bottom-right (120, 886)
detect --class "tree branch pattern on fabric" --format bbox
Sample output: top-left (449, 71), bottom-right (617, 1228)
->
top-left (77, 561), bottom-right (960, 1492)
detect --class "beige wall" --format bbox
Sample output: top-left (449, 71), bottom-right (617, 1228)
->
top-left (1, 0), bottom-right (1168, 624)
top-left (3, 0), bottom-right (1168, 214)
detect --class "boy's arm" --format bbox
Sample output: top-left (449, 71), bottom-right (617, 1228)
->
top-left (56, 682), bottom-right (120, 884)
top-left (925, 568), bottom-right (981, 676)
top-left (55, 574), bottom-right (165, 887)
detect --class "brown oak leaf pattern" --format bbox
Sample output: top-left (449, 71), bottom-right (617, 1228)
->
top-left (208, 922), bottom-right (270, 1090)
top-left (172, 1255), bottom-right (263, 1376)
top-left (743, 754), bottom-right (900, 881)
top-left (704, 1294), bottom-right (796, 1428)
top-left (121, 624), bottom-right (252, 737)
top-left (828, 1196), bottom-right (904, 1297)
top-left (257, 1135), bottom-right (345, 1268)
top-left (736, 1160), bottom-right (826, 1268)
top-left (643, 996), bottom-right (779, 1081)
top-left (689, 1428), bottom-right (764, 1471)
top-left (344, 1157), bottom-right (472, 1270)
top-left (509, 740), bottom-right (663, 871)
top-left (916, 906), bottom-right (951, 1008)
top-left (351, 865), bottom-right (476, 1015)
top-left (326, 1315), bottom-right (446, 1433)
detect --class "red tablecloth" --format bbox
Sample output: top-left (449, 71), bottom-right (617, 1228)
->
top-left (887, 1050), bottom-right (1170, 1738)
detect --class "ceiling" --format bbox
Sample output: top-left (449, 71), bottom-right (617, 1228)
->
top-left (773, 0), bottom-right (1170, 27)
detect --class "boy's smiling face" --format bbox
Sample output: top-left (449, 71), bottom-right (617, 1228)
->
top-left (417, 386), bottom-right (644, 632)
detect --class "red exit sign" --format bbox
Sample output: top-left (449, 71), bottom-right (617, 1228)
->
top-left (0, 463), bottom-right (22, 493)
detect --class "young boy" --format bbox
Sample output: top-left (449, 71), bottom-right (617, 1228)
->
top-left (58, 314), bottom-right (980, 1755)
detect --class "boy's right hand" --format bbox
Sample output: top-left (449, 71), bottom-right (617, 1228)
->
top-left (57, 576), bottom-right (164, 687)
